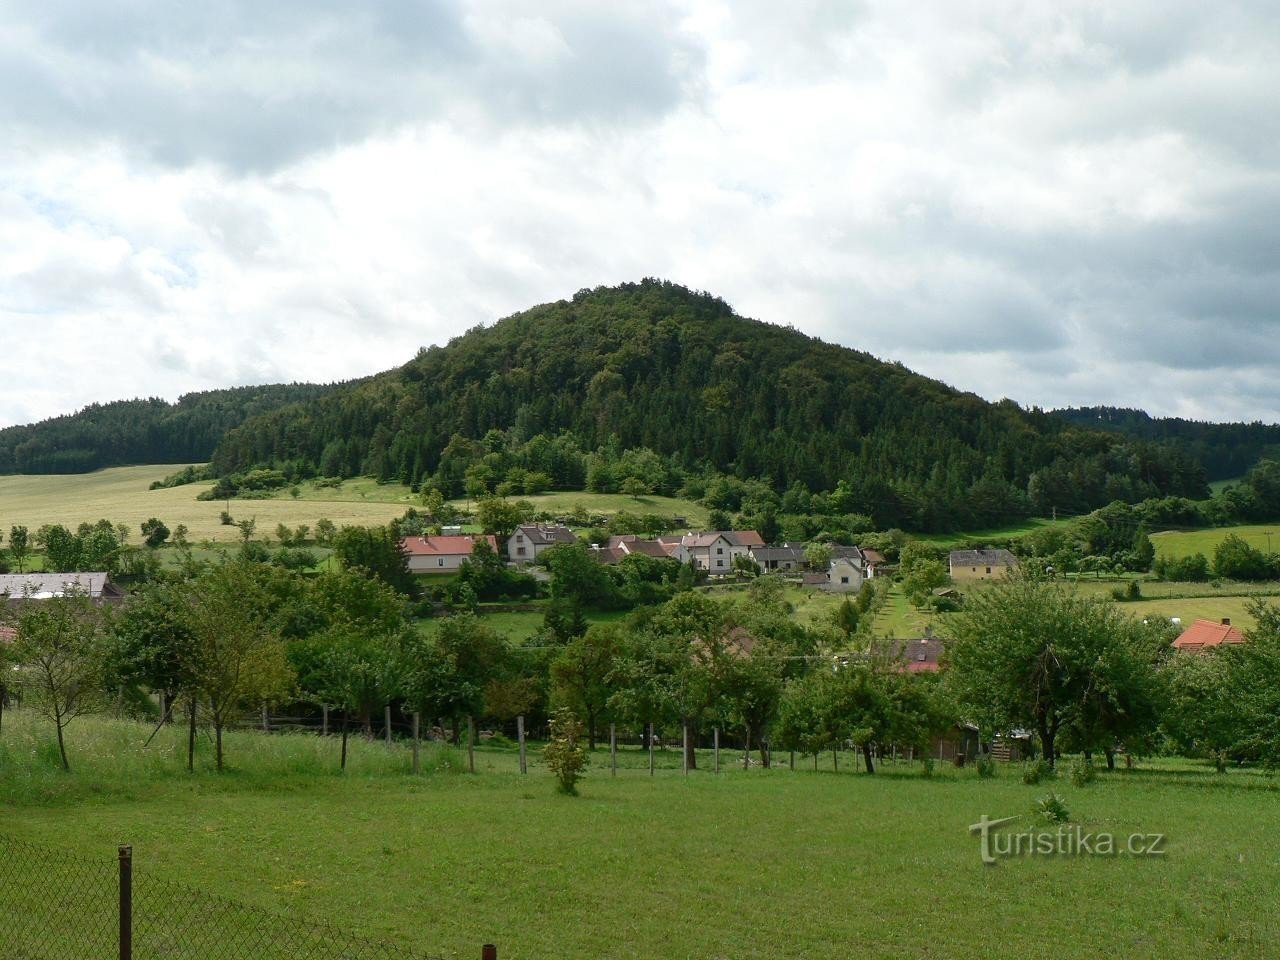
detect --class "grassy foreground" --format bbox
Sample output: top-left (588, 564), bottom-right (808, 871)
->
top-left (2, 712), bottom-right (1279, 959)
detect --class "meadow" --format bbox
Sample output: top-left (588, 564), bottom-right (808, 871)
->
top-left (1151, 524), bottom-right (1280, 560)
top-left (2, 710), bottom-right (1278, 960)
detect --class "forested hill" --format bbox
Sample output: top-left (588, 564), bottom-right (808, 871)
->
top-left (0, 383), bottom-right (333, 474)
top-left (209, 280), bottom-right (1209, 531)
top-left (1052, 407), bottom-right (1280, 482)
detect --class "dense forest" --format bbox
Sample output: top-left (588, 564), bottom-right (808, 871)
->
top-left (207, 280), bottom-right (1210, 531)
top-left (0, 384), bottom-right (334, 474)
top-left (1052, 407), bottom-right (1280, 482)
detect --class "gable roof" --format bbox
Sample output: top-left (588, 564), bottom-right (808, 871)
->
top-left (0, 573), bottom-right (119, 600)
top-left (723, 530), bottom-right (765, 548)
top-left (400, 535), bottom-right (498, 557)
top-left (1173, 619), bottom-right (1246, 652)
top-left (831, 545), bottom-right (866, 563)
top-left (888, 638), bottom-right (945, 672)
top-left (859, 548), bottom-right (886, 565)
top-left (683, 532), bottom-right (733, 549)
top-left (949, 549), bottom-right (1017, 567)
top-left (590, 546), bottom-right (628, 565)
top-left (513, 524), bottom-right (576, 546)
top-left (751, 545), bottom-right (806, 562)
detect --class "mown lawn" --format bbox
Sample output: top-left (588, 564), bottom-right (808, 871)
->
top-left (2, 712), bottom-right (1278, 959)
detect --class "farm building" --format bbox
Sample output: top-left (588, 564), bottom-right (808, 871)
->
top-left (750, 544), bottom-right (806, 572)
top-left (400, 535), bottom-right (499, 573)
top-left (1172, 618), bottom-right (1245, 652)
top-left (948, 549), bottom-right (1017, 582)
top-left (0, 573), bottom-right (124, 604)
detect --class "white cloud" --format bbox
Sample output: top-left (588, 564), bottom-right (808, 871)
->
top-left (0, 0), bottom-right (1278, 429)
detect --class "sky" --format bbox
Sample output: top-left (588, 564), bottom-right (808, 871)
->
top-left (1, 0), bottom-right (1278, 429)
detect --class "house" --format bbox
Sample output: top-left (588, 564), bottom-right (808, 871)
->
top-left (1172, 618), bottom-right (1245, 652)
top-left (678, 532), bottom-right (737, 575)
top-left (656, 536), bottom-right (692, 564)
top-left (0, 573), bottom-right (124, 604)
top-left (750, 544), bottom-right (806, 572)
top-left (827, 556), bottom-right (864, 593)
top-left (859, 548), bottom-right (886, 578)
top-left (400, 535), bottom-right (499, 574)
top-left (722, 530), bottom-right (765, 563)
top-left (888, 637), bottom-right (945, 673)
top-left (605, 536), bottom-right (671, 560)
top-left (948, 549), bottom-right (1017, 582)
top-left (506, 524), bottom-right (576, 564)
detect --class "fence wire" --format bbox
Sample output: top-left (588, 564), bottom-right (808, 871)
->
top-left (0, 834), bottom-right (448, 960)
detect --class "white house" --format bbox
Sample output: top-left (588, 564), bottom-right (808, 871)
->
top-left (400, 535), bottom-right (499, 573)
top-left (828, 556), bottom-right (864, 593)
top-left (507, 524), bottom-right (576, 564)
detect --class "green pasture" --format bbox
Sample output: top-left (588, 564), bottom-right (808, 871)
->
top-left (1151, 524), bottom-right (1280, 560)
top-left (2, 711), bottom-right (1278, 959)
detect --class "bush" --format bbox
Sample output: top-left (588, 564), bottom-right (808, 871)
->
top-left (1033, 792), bottom-right (1070, 824)
top-left (1069, 757), bottom-right (1097, 787)
top-left (543, 708), bottom-right (588, 796)
top-left (975, 755), bottom-right (996, 779)
top-left (1110, 580), bottom-right (1141, 601)
top-left (1022, 759), bottom-right (1054, 785)
top-left (919, 757), bottom-right (935, 779)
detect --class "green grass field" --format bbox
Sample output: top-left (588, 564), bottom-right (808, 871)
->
top-left (3, 711), bottom-right (1279, 959)
top-left (0, 467), bottom-right (712, 548)
top-left (909, 518), bottom-right (1058, 548)
top-left (1151, 524), bottom-right (1280, 560)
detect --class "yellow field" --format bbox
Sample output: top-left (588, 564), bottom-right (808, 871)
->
top-left (0, 466), bottom-right (411, 544)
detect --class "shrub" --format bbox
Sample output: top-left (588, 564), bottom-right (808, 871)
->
top-left (1034, 792), bottom-right (1070, 824)
top-left (1069, 757), bottom-right (1097, 787)
top-left (219, 510), bottom-right (235, 526)
top-left (543, 708), bottom-right (588, 796)
top-left (1022, 759), bottom-right (1054, 785)
top-left (920, 757), bottom-right (935, 779)
top-left (975, 755), bottom-right (996, 779)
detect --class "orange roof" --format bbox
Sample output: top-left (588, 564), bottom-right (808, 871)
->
top-left (400, 535), bottom-right (498, 557)
top-left (1172, 619), bottom-right (1245, 652)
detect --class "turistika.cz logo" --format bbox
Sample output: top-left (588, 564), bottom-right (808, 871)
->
top-left (969, 815), bottom-right (1166, 865)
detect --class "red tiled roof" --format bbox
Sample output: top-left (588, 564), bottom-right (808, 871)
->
top-left (860, 548), bottom-right (886, 564)
top-left (725, 531), bottom-right (765, 548)
top-left (1173, 619), bottom-right (1245, 652)
top-left (400, 535), bottom-right (498, 557)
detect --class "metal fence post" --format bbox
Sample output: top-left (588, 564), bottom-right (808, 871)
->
top-left (482, 945), bottom-right (497, 960)
top-left (118, 844), bottom-right (132, 960)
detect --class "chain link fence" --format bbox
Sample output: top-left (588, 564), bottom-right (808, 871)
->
top-left (0, 835), bottom-right (486, 960)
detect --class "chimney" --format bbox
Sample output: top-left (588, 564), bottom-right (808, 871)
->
top-left (1222, 618), bottom-right (1232, 626)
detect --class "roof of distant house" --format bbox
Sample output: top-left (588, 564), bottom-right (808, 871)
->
top-left (513, 524), bottom-right (576, 546)
top-left (0, 573), bottom-right (120, 600)
top-left (590, 545), bottom-right (627, 565)
top-left (1173, 618), bottom-right (1245, 652)
top-left (400, 535), bottom-right (498, 557)
top-left (860, 548), bottom-right (886, 565)
top-left (888, 637), bottom-right (945, 672)
top-left (949, 549), bottom-right (1017, 567)
top-left (751, 545), bottom-right (806, 562)
top-left (830, 545), bottom-right (866, 562)
top-left (801, 572), bottom-right (829, 586)
top-left (724, 531), bottom-right (765, 548)
top-left (605, 536), bottom-right (671, 559)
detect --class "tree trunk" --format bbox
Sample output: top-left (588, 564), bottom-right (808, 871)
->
top-left (743, 723), bottom-right (752, 771)
top-left (1105, 748), bottom-right (1116, 771)
top-left (1038, 720), bottom-right (1057, 769)
top-left (832, 748), bottom-right (838, 772)
top-left (215, 720), bottom-right (224, 772)
top-left (187, 697), bottom-right (197, 772)
top-left (862, 742), bottom-right (875, 774)
top-left (450, 716), bottom-right (461, 745)
top-left (55, 712), bottom-right (70, 771)
top-left (341, 714), bottom-right (350, 771)
top-left (759, 739), bottom-right (769, 769)
top-left (587, 711), bottom-right (597, 752)
top-left (683, 719), bottom-right (697, 770)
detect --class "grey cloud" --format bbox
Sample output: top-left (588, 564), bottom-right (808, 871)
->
top-left (0, 0), bottom-right (702, 172)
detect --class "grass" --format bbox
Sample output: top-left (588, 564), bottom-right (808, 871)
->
top-left (3, 711), bottom-right (1280, 959)
top-left (1151, 524), bottom-right (1280, 560)
top-left (0, 466), bottom-right (413, 544)
top-left (909, 518), bottom-right (1058, 548)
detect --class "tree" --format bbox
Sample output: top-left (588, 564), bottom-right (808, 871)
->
top-left (402, 613), bottom-right (507, 744)
top-left (43, 524), bottom-right (81, 572)
top-left (181, 563), bottom-right (294, 771)
top-left (902, 558), bottom-right (949, 607)
top-left (621, 476), bottom-right (651, 501)
top-left (331, 525), bottom-right (417, 597)
top-left (804, 542), bottom-right (833, 570)
top-left (544, 708), bottom-right (588, 795)
top-left (551, 624), bottom-right (620, 749)
top-left (476, 496), bottom-right (533, 546)
top-left (314, 518), bottom-right (337, 546)
top-left (140, 518), bottom-right (171, 549)
top-left (13, 592), bottom-right (107, 771)
top-left (946, 577), bottom-right (1160, 768)
top-left (721, 649), bottom-right (784, 767)
top-left (1214, 534), bottom-right (1273, 581)
top-left (8, 525), bottom-right (30, 573)
top-left (543, 543), bottom-right (617, 609)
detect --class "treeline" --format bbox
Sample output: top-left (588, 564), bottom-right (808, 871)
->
top-left (1054, 406), bottom-right (1280, 482)
top-left (207, 280), bottom-right (1208, 532)
top-left (0, 383), bottom-right (332, 475)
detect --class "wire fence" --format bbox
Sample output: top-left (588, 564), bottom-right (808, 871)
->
top-left (0, 835), bottom-right (485, 960)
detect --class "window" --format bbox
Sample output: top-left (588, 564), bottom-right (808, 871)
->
top-left (985, 567), bottom-right (991, 574)
top-left (517, 547), bottom-right (526, 556)
top-left (516, 535), bottom-right (524, 543)
top-left (841, 576), bottom-right (850, 584)
top-left (716, 547), bottom-right (724, 555)
top-left (438, 558), bottom-right (445, 567)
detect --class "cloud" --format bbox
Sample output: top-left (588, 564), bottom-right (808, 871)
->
top-left (0, 0), bottom-right (1278, 431)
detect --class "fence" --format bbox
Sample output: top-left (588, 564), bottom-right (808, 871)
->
top-left (0, 835), bottom-right (497, 960)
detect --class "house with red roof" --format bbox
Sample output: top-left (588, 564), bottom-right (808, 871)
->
top-left (1172, 618), bottom-right (1245, 652)
top-left (400, 535), bottom-right (499, 574)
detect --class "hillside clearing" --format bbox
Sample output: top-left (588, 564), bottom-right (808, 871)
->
top-left (1151, 524), bottom-right (1280, 560)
